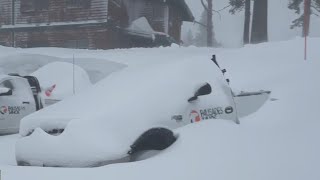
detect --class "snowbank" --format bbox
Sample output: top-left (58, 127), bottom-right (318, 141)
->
top-left (0, 53), bottom-right (127, 83)
top-left (0, 37), bottom-right (320, 179)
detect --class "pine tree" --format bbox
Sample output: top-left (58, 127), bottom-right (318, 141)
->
top-left (194, 10), bottom-right (218, 47)
top-left (229, 0), bottom-right (268, 44)
top-left (316, 0), bottom-right (320, 11)
top-left (288, 0), bottom-right (320, 36)
top-left (229, 0), bottom-right (251, 44)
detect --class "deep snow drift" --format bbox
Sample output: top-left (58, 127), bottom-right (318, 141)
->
top-left (0, 37), bottom-right (320, 180)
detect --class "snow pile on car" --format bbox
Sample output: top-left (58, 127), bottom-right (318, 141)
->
top-left (16, 56), bottom-right (232, 167)
top-left (31, 61), bottom-right (91, 101)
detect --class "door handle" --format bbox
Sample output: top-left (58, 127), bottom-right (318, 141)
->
top-left (23, 101), bottom-right (30, 104)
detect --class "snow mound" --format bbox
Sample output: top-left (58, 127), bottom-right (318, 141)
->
top-left (0, 37), bottom-right (320, 180)
top-left (0, 53), bottom-right (127, 83)
top-left (31, 61), bottom-right (92, 100)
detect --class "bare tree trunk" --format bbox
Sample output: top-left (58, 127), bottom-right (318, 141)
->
top-left (207, 0), bottom-right (213, 47)
top-left (251, 0), bottom-right (268, 44)
top-left (243, 0), bottom-right (251, 44)
top-left (303, 0), bottom-right (311, 36)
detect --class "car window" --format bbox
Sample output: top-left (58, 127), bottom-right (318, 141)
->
top-left (0, 80), bottom-right (14, 90)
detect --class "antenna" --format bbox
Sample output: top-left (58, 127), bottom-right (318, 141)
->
top-left (73, 54), bottom-right (75, 95)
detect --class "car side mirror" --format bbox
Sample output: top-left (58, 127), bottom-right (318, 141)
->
top-left (0, 87), bottom-right (12, 96)
top-left (188, 83), bottom-right (212, 102)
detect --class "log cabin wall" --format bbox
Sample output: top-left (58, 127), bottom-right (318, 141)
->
top-left (168, 5), bottom-right (182, 42)
top-left (15, 0), bottom-right (108, 24)
top-left (123, 0), bottom-right (169, 33)
top-left (0, 0), bottom-right (13, 25)
top-left (0, 32), bottom-right (12, 46)
top-left (0, 0), bottom-right (193, 49)
top-left (12, 26), bottom-right (124, 49)
top-left (108, 0), bottom-right (128, 28)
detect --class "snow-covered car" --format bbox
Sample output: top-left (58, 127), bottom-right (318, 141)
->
top-left (15, 56), bottom-right (270, 167)
top-left (0, 62), bottom-right (91, 135)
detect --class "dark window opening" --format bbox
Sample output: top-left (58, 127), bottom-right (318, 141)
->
top-left (153, 5), bottom-right (164, 21)
top-left (28, 41), bottom-right (49, 48)
top-left (0, 41), bottom-right (7, 46)
top-left (110, 0), bottom-right (122, 7)
top-left (0, 80), bottom-right (14, 90)
top-left (21, 0), bottom-right (49, 12)
top-left (64, 39), bottom-right (89, 49)
top-left (66, 0), bottom-right (91, 8)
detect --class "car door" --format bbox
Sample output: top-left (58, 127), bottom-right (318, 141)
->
top-left (187, 81), bottom-right (238, 124)
top-left (0, 78), bottom-right (36, 133)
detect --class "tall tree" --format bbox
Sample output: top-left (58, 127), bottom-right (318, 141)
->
top-left (194, 10), bottom-right (217, 47)
top-left (229, 0), bottom-right (251, 44)
top-left (251, 0), bottom-right (268, 44)
top-left (288, 0), bottom-right (320, 36)
top-left (229, 0), bottom-right (268, 44)
top-left (316, 0), bottom-right (320, 10)
top-left (207, 0), bottom-right (213, 47)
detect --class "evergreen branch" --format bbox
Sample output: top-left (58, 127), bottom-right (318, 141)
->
top-left (201, 0), bottom-right (231, 19)
top-left (288, 0), bottom-right (303, 14)
top-left (311, 4), bottom-right (320, 13)
top-left (229, 0), bottom-right (245, 14)
top-left (216, 5), bottom-right (231, 12)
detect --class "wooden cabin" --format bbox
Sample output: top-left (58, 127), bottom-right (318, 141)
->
top-left (0, 0), bottom-right (194, 49)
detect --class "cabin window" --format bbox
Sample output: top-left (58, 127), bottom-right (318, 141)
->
top-left (21, 0), bottom-right (49, 12)
top-left (0, 41), bottom-right (7, 46)
top-left (66, 0), bottom-right (91, 8)
top-left (110, 0), bottom-right (122, 7)
top-left (152, 4), bottom-right (166, 22)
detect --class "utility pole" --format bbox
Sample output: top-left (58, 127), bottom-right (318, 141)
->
top-left (207, 0), bottom-right (213, 47)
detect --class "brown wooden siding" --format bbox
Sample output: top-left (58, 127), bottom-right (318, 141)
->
top-left (12, 26), bottom-right (127, 49)
top-left (0, 0), bottom-right (191, 49)
top-left (138, 0), bottom-right (166, 32)
top-left (0, 0), bottom-right (13, 25)
top-left (14, 0), bottom-right (108, 24)
top-left (108, 0), bottom-right (128, 27)
top-left (0, 32), bottom-right (12, 46)
top-left (169, 5), bottom-right (182, 42)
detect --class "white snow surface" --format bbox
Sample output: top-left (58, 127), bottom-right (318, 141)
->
top-left (0, 37), bottom-right (320, 179)
top-left (16, 57), bottom-right (236, 167)
top-left (30, 61), bottom-right (92, 101)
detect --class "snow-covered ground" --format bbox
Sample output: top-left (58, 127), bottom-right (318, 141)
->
top-left (0, 37), bottom-right (320, 179)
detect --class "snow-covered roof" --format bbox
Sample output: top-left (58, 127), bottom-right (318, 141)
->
top-left (125, 17), bottom-right (169, 39)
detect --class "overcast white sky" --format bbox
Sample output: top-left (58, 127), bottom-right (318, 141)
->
top-left (182, 0), bottom-right (320, 48)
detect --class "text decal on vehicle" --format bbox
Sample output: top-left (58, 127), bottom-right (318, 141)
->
top-left (200, 107), bottom-right (224, 120)
top-left (190, 106), bottom-right (233, 123)
top-left (0, 106), bottom-right (8, 115)
top-left (0, 106), bottom-right (25, 115)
